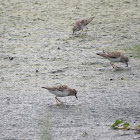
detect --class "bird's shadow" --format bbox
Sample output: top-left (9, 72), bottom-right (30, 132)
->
top-left (73, 33), bottom-right (91, 38)
top-left (48, 103), bottom-right (77, 109)
top-left (112, 66), bottom-right (131, 72)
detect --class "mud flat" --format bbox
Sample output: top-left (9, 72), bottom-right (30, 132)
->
top-left (0, 0), bottom-right (140, 140)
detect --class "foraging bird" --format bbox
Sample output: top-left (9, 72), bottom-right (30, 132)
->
top-left (42, 85), bottom-right (78, 103)
top-left (72, 16), bottom-right (94, 34)
top-left (97, 51), bottom-right (129, 68)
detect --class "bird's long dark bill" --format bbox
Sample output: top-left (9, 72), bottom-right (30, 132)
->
top-left (42, 87), bottom-right (47, 89)
top-left (126, 62), bottom-right (128, 67)
top-left (75, 95), bottom-right (78, 100)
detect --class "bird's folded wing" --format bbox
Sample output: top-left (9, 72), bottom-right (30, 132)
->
top-left (106, 52), bottom-right (121, 58)
top-left (45, 85), bottom-right (68, 91)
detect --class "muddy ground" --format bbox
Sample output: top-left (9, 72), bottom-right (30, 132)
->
top-left (0, 0), bottom-right (140, 140)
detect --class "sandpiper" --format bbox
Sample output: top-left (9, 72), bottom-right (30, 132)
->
top-left (42, 85), bottom-right (78, 103)
top-left (72, 16), bottom-right (94, 34)
top-left (97, 51), bottom-right (129, 68)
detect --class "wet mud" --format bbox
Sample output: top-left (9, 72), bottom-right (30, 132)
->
top-left (0, 0), bottom-right (140, 140)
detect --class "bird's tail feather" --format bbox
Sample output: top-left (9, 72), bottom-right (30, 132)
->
top-left (88, 16), bottom-right (94, 22)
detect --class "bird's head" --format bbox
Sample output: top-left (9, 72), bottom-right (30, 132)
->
top-left (124, 56), bottom-right (129, 67)
top-left (71, 89), bottom-right (78, 100)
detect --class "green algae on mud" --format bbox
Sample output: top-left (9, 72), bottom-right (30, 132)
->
top-left (128, 45), bottom-right (140, 58)
top-left (61, 34), bottom-right (92, 41)
top-left (122, 44), bottom-right (140, 58)
top-left (40, 116), bottom-right (53, 140)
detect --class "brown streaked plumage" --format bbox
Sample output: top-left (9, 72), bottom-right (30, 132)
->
top-left (42, 85), bottom-right (78, 103)
top-left (97, 51), bottom-right (129, 68)
top-left (72, 16), bottom-right (94, 34)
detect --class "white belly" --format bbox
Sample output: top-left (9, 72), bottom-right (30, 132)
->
top-left (107, 57), bottom-right (121, 62)
top-left (50, 90), bottom-right (69, 97)
top-left (81, 25), bottom-right (85, 29)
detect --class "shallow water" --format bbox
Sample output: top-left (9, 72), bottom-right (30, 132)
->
top-left (0, 0), bottom-right (140, 140)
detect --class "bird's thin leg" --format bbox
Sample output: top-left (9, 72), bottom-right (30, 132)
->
top-left (110, 62), bottom-right (116, 68)
top-left (85, 27), bottom-right (88, 33)
top-left (55, 96), bottom-right (63, 104)
top-left (78, 30), bottom-right (83, 37)
top-left (110, 62), bottom-right (114, 68)
top-left (73, 31), bottom-right (76, 35)
top-left (110, 62), bottom-right (120, 69)
top-left (73, 33), bottom-right (78, 37)
top-left (79, 29), bottom-right (83, 34)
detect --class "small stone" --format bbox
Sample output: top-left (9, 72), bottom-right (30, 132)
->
top-left (82, 131), bottom-right (88, 137)
top-left (121, 77), bottom-right (124, 80)
top-left (9, 57), bottom-right (14, 60)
